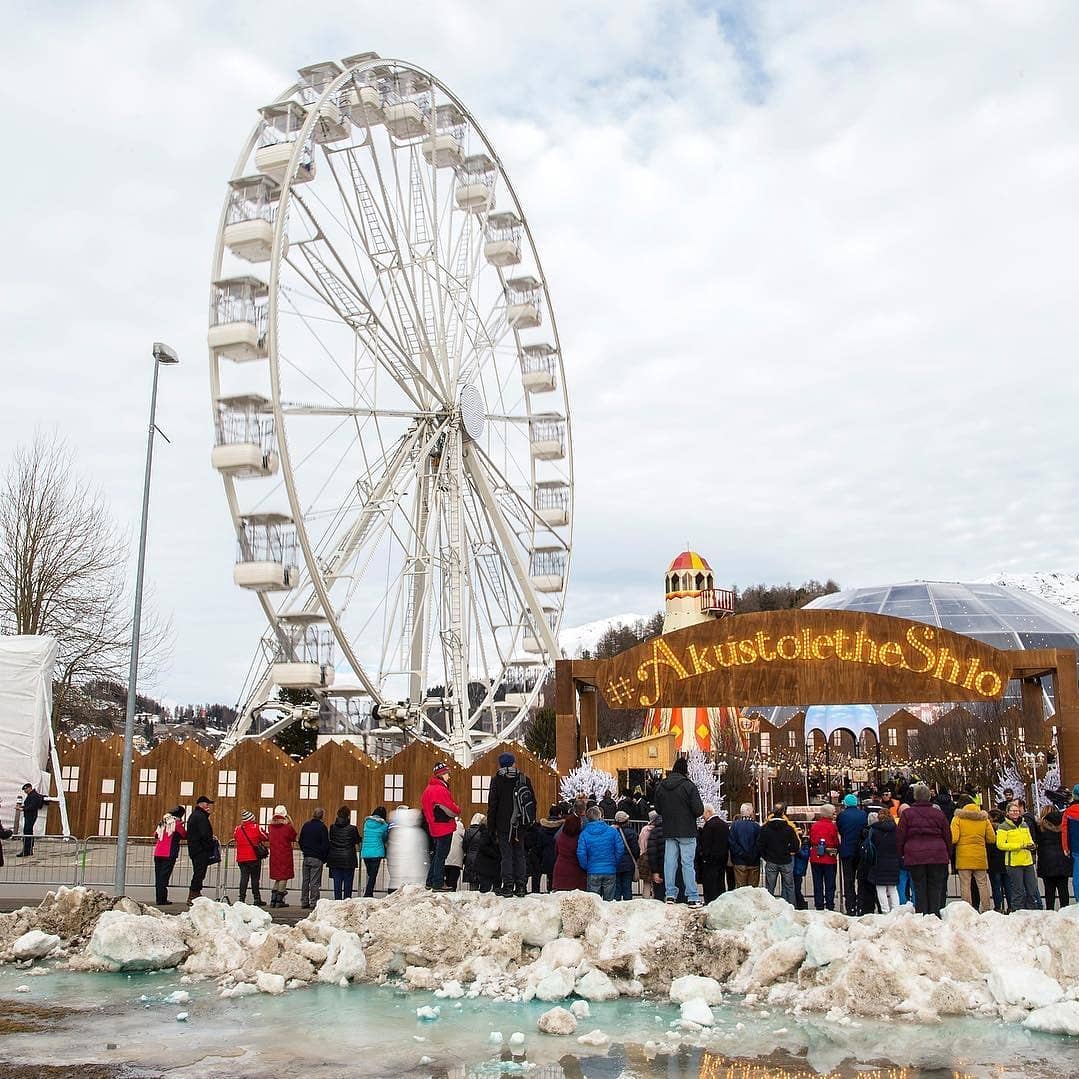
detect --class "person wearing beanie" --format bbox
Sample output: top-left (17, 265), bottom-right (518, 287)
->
top-left (808, 803), bottom-right (841, 911)
top-left (234, 809), bottom-right (269, 906)
top-left (488, 750), bottom-right (537, 897)
top-left (612, 809), bottom-right (640, 900)
top-left (421, 763), bottom-right (462, 891)
top-left (267, 804), bottom-right (297, 907)
top-left (836, 793), bottom-right (869, 915)
top-left (653, 756), bottom-right (705, 907)
top-left (152, 806), bottom-right (187, 905)
top-left (1060, 785), bottom-right (1079, 907)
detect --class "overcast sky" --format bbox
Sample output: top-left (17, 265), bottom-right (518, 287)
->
top-left (2, 1), bottom-right (1077, 705)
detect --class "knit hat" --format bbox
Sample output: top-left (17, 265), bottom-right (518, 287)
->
top-left (241, 809), bottom-right (255, 822)
top-left (273, 804), bottom-right (287, 817)
top-left (672, 757), bottom-right (688, 776)
top-left (498, 752), bottom-right (515, 767)
top-left (614, 810), bottom-right (630, 823)
top-left (169, 806), bottom-right (185, 819)
top-left (842, 794), bottom-right (858, 807)
top-left (433, 762), bottom-right (450, 775)
top-left (1072, 784), bottom-right (1079, 799)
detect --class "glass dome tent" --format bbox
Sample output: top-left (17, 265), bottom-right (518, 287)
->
top-left (759, 580), bottom-right (1079, 727)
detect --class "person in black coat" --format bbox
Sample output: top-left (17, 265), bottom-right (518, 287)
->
top-left (463, 813), bottom-right (501, 892)
top-left (185, 797), bottom-right (216, 901)
top-left (529, 806), bottom-right (563, 892)
top-left (866, 813), bottom-right (901, 912)
top-left (615, 792), bottom-right (637, 819)
top-left (696, 806), bottom-right (730, 904)
top-left (613, 811), bottom-right (640, 900)
top-left (599, 791), bottom-right (618, 820)
top-left (1036, 807), bottom-right (1072, 909)
top-left (17, 784), bottom-right (51, 857)
top-left (326, 807), bottom-right (361, 899)
top-left (487, 753), bottom-right (536, 896)
top-left (756, 810), bottom-right (800, 904)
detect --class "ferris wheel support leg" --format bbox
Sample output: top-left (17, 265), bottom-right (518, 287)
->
top-left (218, 665), bottom-right (277, 759)
top-left (464, 447), bottom-right (561, 658)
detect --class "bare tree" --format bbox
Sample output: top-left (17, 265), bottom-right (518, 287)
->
top-left (0, 433), bottom-right (171, 727)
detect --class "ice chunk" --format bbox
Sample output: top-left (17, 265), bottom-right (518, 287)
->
top-left (569, 1000), bottom-right (591, 1019)
top-left (576, 1028), bottom-right (610, 1046)
top-left (534, 967), bottom-right (575, 1001)
top-left (175, 1011), bottom-right (188, 1022)
top-left (87, 911), bottom-right (187, 971)
top-left (12, 930), bottom-right (61, 959)
top-left (669, 975), bottom-right (722, 1005)
top-left (318, 929), bottom-right (367, 984)
top-left (680, 998), bottom-right (715, 1026)
top-left (537, 1006), bottom-right (577, 1035)
top-left (489, 1031), bottom-right (503, 1045)
top-left (987, 966), bottom-right (1063, 1009)
top-left (1024, 1001), bottom-right (1079, 1036)
top-left (538, 937), bottom-right (585, 971)
top-left (803, 923), bottom-right (847, 968)
top-left (220, 981), bottom-right (259, 999)
top-left (435, 979), bottom-right (465, 998)
top-left (509, 1031), bottom-right (526, 1047)
top-left (416, 1005), bottom-right (441, 1020)
top-left (163, 990), bottom-right (190, 1005)
top-left (256, 971), bottom-right (286, 995)
top-left (575, 968), bottom-right (618, 1001)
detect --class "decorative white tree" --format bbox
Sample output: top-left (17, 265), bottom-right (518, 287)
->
top-left (685, 747), bottom-right (726, 819)
top-left (993, 764), bottom-right (1027, 808)
top-left (559, 757), bottom-right (618, 804)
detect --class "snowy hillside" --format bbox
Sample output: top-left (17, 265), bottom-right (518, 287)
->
top-left (558, 613), bottom-right (649, 657)
top-left (985, 571), bottom-right (1079, 619)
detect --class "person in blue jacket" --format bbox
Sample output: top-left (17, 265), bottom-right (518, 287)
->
top-left (836, 794), bottom-right (869, 915)
top-left (792, 832), bottom-right (811, 910)
top-left (576, 806), bottom-right (623, 900)
top-left (360, 806), bottom-right (389, 898)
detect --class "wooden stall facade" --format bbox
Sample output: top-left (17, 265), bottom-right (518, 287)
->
top-left (45, 737), bottom-right (557, 840)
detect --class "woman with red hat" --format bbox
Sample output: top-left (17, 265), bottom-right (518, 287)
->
top-left (421, 762), bottom-right (461, 891)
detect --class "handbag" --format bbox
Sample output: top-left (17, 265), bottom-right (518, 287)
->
top-left (255, 842), bottom-right (269, 860)
top-left (207, 838), bottom-right (222, 866)
top-left (617, 826), bottom-right (638, 881)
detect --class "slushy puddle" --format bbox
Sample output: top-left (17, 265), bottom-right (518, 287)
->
top-left (2, 962), bottom-right (1078, 1078)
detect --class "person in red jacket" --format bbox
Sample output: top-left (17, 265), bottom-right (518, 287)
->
top-left (268, 805), bottom-right (298, 908)
top-left (234, 810), bottom-right (269, 906)
top-left (421, 762), bottom-right (461, 891)
top-left (808, 803), bottom-right (840, 910)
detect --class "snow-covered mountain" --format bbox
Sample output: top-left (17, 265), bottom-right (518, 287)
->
top-left (558, 613), bottom-right (650, 657)
top-left (984, 571), bottom-right (1079, 618)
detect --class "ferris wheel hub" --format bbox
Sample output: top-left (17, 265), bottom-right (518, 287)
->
top-left (458, 384), bottom-right (486, 441)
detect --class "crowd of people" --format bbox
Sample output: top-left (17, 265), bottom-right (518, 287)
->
top-left (130, 760), bottom-right (1079, 917)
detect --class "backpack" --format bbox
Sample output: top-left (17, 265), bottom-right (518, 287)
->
top-left (513, 774), bottom-right (537, 828)
top-left (859, 828), bottom-right (876, 867)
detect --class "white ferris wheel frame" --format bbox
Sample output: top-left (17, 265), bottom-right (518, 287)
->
top-left (209, 56), bottom-right (573, 764)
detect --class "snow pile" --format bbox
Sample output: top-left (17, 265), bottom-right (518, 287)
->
top-left (8, 885), bottom-right (1079, 1033)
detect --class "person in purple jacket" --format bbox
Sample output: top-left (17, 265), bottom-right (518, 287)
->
top-left (896, 783), bottom-right (953, 917)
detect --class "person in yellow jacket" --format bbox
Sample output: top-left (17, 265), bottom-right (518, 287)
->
top-left (996, 801), bottom-right (1043, 911)
top-left (950, 796), bottom-right (995, 912)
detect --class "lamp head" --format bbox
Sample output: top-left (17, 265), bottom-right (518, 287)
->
top-left (152, 341), bottom-right (179, 365)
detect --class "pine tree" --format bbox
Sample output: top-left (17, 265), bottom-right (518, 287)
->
top-left (559, 757), bottom-right (618, 804)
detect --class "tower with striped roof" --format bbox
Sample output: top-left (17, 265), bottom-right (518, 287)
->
top-left (644, 549), bottom-right (746, 753)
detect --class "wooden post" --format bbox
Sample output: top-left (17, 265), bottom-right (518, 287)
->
top-left (1021, 677), bottom-right (1046, 727)
top-left (578, 685), bottom-right (598, 756)
top-left (555, 659), bottom-right (578, 776)
top-left (1053, 652), bottom-right (1079, 790)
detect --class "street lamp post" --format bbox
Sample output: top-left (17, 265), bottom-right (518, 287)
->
top-left (115, 342), bottom-right (178, 896)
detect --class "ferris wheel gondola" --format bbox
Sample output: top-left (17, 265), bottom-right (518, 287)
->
top-left (209, 55), bottom-right (573, 764)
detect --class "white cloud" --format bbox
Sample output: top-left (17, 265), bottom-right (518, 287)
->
top-left (1, 1), bottom-right (1078, 703)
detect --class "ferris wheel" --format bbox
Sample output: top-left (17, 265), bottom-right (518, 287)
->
top-left (208, 54), bottom-right (572, 764)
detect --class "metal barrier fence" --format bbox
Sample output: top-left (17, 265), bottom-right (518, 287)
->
top-left (0, 834), bottom-right (1021, 911)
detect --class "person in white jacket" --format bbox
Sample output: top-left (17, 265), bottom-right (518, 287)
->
top-left (443, 819), bottom-right (466, 890)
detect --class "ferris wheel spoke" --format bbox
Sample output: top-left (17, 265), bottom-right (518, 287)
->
top-left (463, 447), bottom-right (561, 658)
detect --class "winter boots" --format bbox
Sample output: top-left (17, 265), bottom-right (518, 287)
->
top-left (513, 882), bottom-right (528, 898)
top-left (269, 890), bottom-right (289, 908)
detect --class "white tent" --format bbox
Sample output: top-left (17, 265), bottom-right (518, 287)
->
top-left (0, 635), bottom-right (68, 836)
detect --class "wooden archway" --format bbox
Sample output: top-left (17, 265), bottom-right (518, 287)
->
top-left (555, 609), bottom-right (1079, 782)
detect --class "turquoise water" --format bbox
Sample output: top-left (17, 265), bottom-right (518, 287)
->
top-left (2, 962), bottom-right (1078, 1077)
